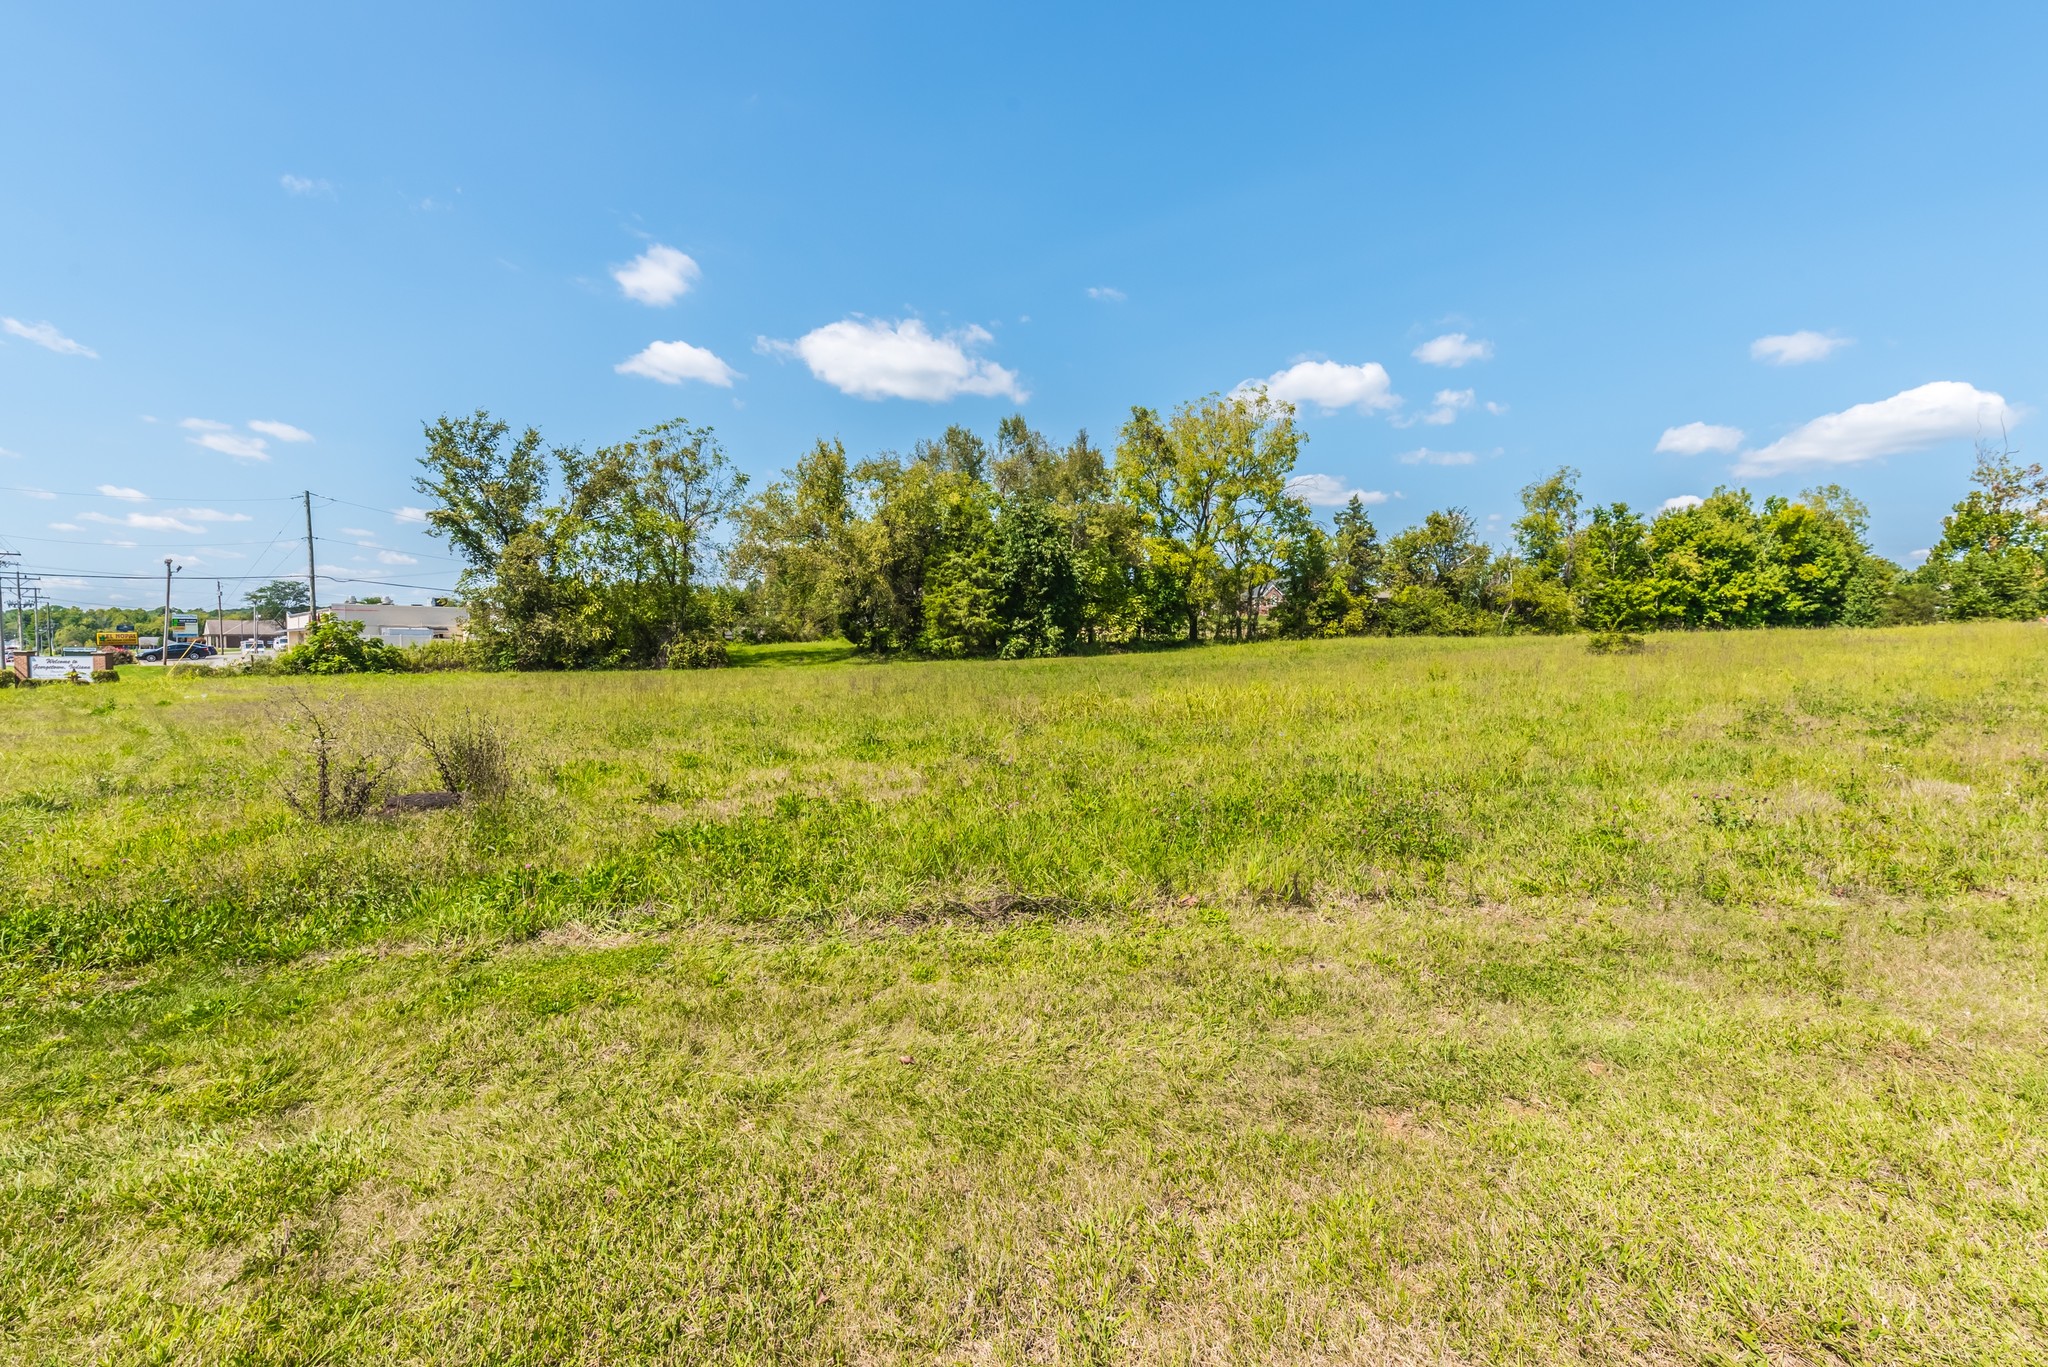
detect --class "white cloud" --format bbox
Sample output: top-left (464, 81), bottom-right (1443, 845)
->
top-left (0, 445), bottom-right (19, 459)
top-left (340, 527), bottom-right (374, 538)
top-left (615, 339), bottom-right (740, 387)
top-left (1908, 548), bottom-right (1930, 563)
top-left (1249, 359), bottom-right (1399, 414)
top-left (1751, 331), bottom-right (1851, 365)
top-left (1396, 447), bottom-right (1477, 466)
top-left (1735, 381), bottom-right (2016, 477)
top-left (1655, 422), bottom-right (1745, 456)
top-left (1394, 387), bottom-right (1475, 427)
top-left (1285, 473), bottom-right (1391, 508)
top-left (168, 507), bottom-right (252, 523)
top-left (2, 317), bottom-right (97, 358)
top-left (1484, 401), bottom-right (1509, 416)
top-left (98, 483), bottom-right (148, 501)
top-left (758, 317), bottom-right (1026, 402)
top-left (280, 174), bottom-right (334, 197)
top-left (22, 487), bottom-right (54, 500)
top-left (1086, 286), bottom-right (1127, 302)
top-left (49, 522), bottom-right (80, 531)
top-left (394, 506), bottom-right (429, 524)
top-left (1412, 333), bottom-right (1492, 367)
top-left (248, 419), bottom-right (314, 442)
top-left (375, 549), bottom-right (419, 565)
top-left (1661, 494), bottom-right (1705, 511)
top-left (103, 539), bottom-right (138, 548)
top-left (613, 244), bottom-right (700, 306)
top-left (82, 511), bottom-right (205, 534)
top-left (37, 576), bottom-right (86, 589)
top-left (181, 418), bottom-right (269, 460)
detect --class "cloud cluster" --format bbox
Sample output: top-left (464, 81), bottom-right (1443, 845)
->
top-left (1662, 494), bottom-right (1705, 511)
top-left (1655, 422), bottom-right (1745, 456)
top-left (280, 174), bottom-right (334, 197)
top-left (1751, 331), bottom-right (1850, 365)
top-left (1251, 359), bottom-right (1399, 414)
top-left (1412, 333), bottom-right (1492, 368)
top-left (615, 339), bottom-right (739, 387)
top-left (1086, 286), bottom-right (1126, 302)
top-left (1394, 387), bottom-right (1474, 427)
top-left (757, 318), bottom-right (1026, 402)
top-left (614, 244), bottom-right (701, 306)
top-left (1397, 448), bottom-right (1477, 466)
top-left (180, 417), bottom-right (313, 461)
top-left (1285, 474), bottom-right (1391, 508)
top-left (1735, 381), bottom-right (2014, 476)
top-left (3, 317), bottom-right (97, 358)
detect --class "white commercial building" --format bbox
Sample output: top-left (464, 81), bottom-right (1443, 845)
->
top-left (286, 602), bottom-right (467, 647)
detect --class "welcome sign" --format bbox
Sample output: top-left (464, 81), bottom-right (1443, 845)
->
top-left (23, 656), bottom-right (94, 683)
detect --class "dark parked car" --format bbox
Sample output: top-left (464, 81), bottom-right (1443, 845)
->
top-left (137, 641), bottom-right (216, 662)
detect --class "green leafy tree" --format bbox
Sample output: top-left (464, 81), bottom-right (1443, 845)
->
top-left (733, 439), bottom-right (856, 641)
top-left (1117, 389), bottom-right (1302, 642)
top-left (1574, 503), bottom-right (1657, 634)
top-left (1380, 508), bottom-right (1498, 635)
top-left (1503, 467), bottom-right (1583, 632)
top-left (415, 410), bottom-right (553, 572)
top-left (1917, 443), bottom-right (2048, 619)
top-left (246, 579), bottom-right (310, 625)
top-left (557, 418), bottom-right (748, 665)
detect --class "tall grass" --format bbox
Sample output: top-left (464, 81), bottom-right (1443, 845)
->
top-left (1, 627), bottom-right (2044, 1362)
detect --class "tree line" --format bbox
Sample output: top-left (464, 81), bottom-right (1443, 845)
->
top-left (412, 392), bottom-right (2048, 668)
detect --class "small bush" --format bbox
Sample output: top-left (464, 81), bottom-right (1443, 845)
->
top-left (407, 710), bottom-right (513, 800)
top-left (275, 618), bottom-right (411, 676)
top-left (276, 696), bottom-right (389, 822)
top-left (1586, 631), bottom-right (1646, 655)
top-left (91, 669), bottom-right (119, 683)
top-left (667, 634), bottom-right (729, 670)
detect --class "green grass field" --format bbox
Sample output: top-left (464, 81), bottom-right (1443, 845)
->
top-left (3, 627), bottom-right (2045, 1364)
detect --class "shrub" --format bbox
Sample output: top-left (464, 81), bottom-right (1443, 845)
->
top-left (275, 618), bottom-right (411, 676)
top-left (666, 634), bottom-right (729, 670)
top-left (407, 710), bottom-right (513, 799)
top-left (1586, 630), bottom-right (1646, 655)
top-left (405, 637), bottom-right (486, 672)
top-left (276, 696), bottom-right (388, 822)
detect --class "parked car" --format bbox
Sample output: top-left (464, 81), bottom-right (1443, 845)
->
top-left (137, 641), bottom-right (217, 662)
top-left (272, 633), bottom-right (291, 650)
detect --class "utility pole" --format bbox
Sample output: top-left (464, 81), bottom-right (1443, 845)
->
top-left (216, 580), bottom-right (224, 652)
top-left (303, 490), bottom-right (318, 634)
top-left (161, 558), bottom-right (181, 666)
top-left (0, 551), bottom-right (16, 666)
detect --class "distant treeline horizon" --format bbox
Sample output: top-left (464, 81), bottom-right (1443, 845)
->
top-left (401, 391), bottom-right (2044, 669)
top-left (20, 390), bottom-right (2039, 663)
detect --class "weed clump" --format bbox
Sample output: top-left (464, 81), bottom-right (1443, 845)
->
top-left (276, 696), bottom-right (389, 823)
top-left (407, 711), bottom-right (513, 800)
top-left (1586, 630), bottom-right (1646, 655)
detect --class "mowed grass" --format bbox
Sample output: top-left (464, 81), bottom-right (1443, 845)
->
top-left (2, 627), bottom-right (2046, 1364)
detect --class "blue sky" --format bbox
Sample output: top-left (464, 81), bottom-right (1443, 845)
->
top-left (3, 1), bottom-right (2043, 607)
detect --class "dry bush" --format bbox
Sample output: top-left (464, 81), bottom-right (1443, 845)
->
top-left (275, 695), bottom-right (390, 823)
top-left (406, 710), bottom-right (513, 800)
